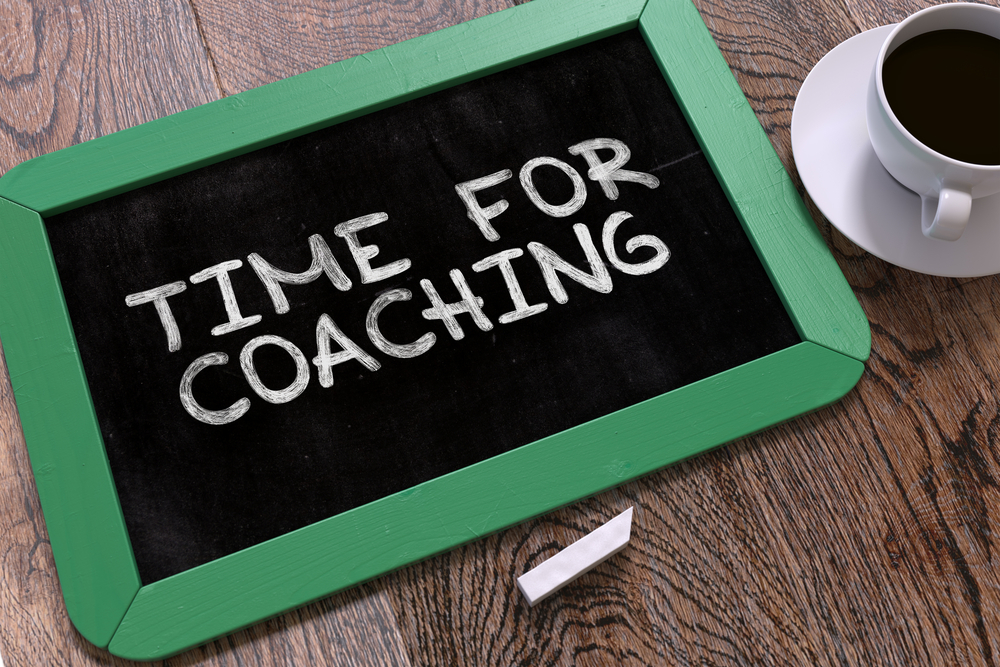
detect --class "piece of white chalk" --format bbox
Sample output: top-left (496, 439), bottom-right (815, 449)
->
top-left (516, 506), bottom-right (633, 606)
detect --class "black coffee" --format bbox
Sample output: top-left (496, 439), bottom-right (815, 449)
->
top-left (882, 29), bottom-right (1000, 166)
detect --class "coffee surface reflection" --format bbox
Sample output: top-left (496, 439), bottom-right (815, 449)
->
top-left (882, 29), bottom-right (1000, 166)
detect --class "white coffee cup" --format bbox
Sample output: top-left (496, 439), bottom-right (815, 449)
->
top-left (866, 2), bottom-right (1000, 241)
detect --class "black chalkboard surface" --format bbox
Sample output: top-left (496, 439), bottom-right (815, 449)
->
top-left (48, 30), bottom-right (798, 584)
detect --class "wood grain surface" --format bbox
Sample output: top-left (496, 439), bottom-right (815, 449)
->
top-left (187, 0), bottom-right (522, 95)
top-left (3, 0), bottom-right (1000, 665)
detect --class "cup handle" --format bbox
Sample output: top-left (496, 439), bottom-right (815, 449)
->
top-left (921, 187), bottom-right (972, 241)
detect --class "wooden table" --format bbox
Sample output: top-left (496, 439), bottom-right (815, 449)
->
top-left (2, 0), bottom-right (999, 664)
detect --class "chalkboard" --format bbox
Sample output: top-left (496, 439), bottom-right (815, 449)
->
top-left (48, 27), bottom-right (800, 585)
top-left (0, 0), bottom-right (869, 659)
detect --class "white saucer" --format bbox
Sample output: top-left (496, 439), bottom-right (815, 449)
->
top-left (791, 25), bottom-right (1000, 278)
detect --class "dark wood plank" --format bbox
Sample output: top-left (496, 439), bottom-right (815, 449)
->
top-left (158, 580), bottom-right (412, 667)
top-left (188, 0), bottom-right (521, 95)
top-left (0, 0), bottom-right (219, 176)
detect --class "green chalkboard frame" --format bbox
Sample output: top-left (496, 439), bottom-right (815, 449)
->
top-left (0, 0), bottom-right (869, 659)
